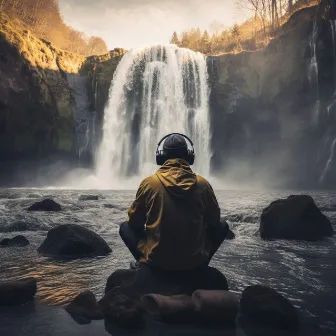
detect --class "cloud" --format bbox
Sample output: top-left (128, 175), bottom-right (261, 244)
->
top-left (59, 0), bottom-right (249, 49)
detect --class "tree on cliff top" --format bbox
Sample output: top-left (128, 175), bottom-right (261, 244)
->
top-left (1, 0), bottom-right (108, 56)
top-left (171, 0), bottom-right (318, 55)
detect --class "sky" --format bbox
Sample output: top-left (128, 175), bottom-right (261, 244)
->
top-left (59, 0), bottom-right (250, 50)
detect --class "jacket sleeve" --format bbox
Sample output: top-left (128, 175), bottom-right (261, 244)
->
top-left (127, 179), bottom-right (148, 231)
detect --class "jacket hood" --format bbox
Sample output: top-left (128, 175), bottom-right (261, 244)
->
top-left (156, 159), bottom-right (197, 197)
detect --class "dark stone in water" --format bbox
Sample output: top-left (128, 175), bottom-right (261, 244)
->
top-left (220, 217), bottom-right (235, 239)
top-left (66, 290), bottom-right (103, 323)
top-left (79, 195), bottom-right (99, 201)
top-left (3, 221), bottom-right (41, 232)
top-left (0, 278), bottom-right (37, 306)
top-left (103, 204), bottom-right (116, 209)
top-left (38, 224), bottom-right (112, 258)
top-left (260, 195), bottom-right (334, 241)
top-left (105, 269), bottom-right (137, 294)
top-left (192, 290), bottom-right (239, 325)
top-left (0, 238), bottom-right (10, 246)
top-left (0, 235), bottom-right (29, 247)
top-left (226, 229), bottom-right (235, 240)
top-left (27, 199), bottom-right (62, 212)
top-left (240, 285), bottom-right (299, 330)
top-left (99, 287), bottom-right (143, 328)
top-left (106, 265), bottom-right (228, 298)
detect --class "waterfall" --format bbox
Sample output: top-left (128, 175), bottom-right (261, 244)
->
top-left (309, 22), bottom-right (320, 127)
top-left (96, 45), bottom-right (211, 186)
top-left (330, 20), bottom-right (336, 94)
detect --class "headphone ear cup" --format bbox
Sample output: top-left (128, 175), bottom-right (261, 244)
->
top-left (156, 150), bottom-right (166, 166)
top-left (187, 150), bottom-right (195, 165)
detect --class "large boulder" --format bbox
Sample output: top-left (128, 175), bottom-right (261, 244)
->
top-left (27, 199), bottom-right (62, 212)
top-left (66, 290), bottom-right (103, 323)
top-left (260, 195), bottom-right (334, 241)
top-left (0, 278), bottom-right (37, 306)
top-left (105, 269), bottom-right (137, 294)
top-left (0, 235), bottom-right (29, 247)
top-left (107, 265), bottom-right (228, 298)
top-left (240, 285), bottom-right (299, 330)
top-left (38, 224), bottom-right (111, 257)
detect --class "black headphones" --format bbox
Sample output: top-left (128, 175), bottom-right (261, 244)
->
top-left (156, 133), bottom-right (195, 166)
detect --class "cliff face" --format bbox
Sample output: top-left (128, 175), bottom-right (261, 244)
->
top-left (0, 15), bottom-right (85, 159)
top-left (208, 6), bottom-right (336, 188)
top-left (0, 14), bottom-right (124, 185)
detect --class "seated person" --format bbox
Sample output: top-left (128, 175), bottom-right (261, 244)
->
top-left (120, 133), bottom-right (228, 272)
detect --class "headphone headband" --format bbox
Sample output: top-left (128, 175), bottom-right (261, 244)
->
top-left (156, 133), bottom-right (195, 166)
top-left (157, 133), bottom-right (194, 148)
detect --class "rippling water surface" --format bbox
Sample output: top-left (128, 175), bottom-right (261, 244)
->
top-left (0, 188), bottom-right (335, 334)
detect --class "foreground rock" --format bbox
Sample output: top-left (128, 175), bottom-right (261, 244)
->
top-left (99, 287), bottom-right (143, 328)
top-left (105, 265), bottom-right (228, 298)
top-left (260, 195), bottom-right (334, 241)
top-left (27, 199), bottom-right (62, 212)
top-left (105, 269), bottom-right (137, 294)
top-left (0, 278), bottom-right (37, 306)
top-left (240, 285), bottom-right (299, 330)
top-left (38, 224), bottom-right (111, 257)
top-left (192, 290), bottom-right (239, 324)
top-left (66, 290), bottom-right (103, 323)
top-left (78, 195), bottom-right (99, 201)
top-left (141, 294), bottom-right (196, 323)
top-left (0, 235), bottom-right (29, 247)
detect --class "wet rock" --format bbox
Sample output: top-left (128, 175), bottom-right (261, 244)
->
top-left (0, 238), bottom-right (10, 246)
top-left (78, 195), bottom-right (99, 201)
top-left (226, 229), bottom-right (235, 240)
top-left (27, 199), bottom-right (62, 212)
top-left (129, 264), bottom-right (228, 297)
top-left (240, 285), bottom-right (299, 330)
top-left (2, 221), bottom-right (41, 232)
top-left (105, 269), bottom-right (137, 294)
top-left (260, 195), bottom-right (334, 241)
top-left (9, 235), bottom-right (29, 246)
top-left (192, 290), bottom-right (238, 324)
top-left (0, 235), bottom-right (29, 247)
top-left (103, 204), bottom-right (116, 209)
top-left (0, 278), bottom-right (37, 306)
top-left (66, 290), bottom-right (103, 322)
top-left (141, 294), bottom-right (196, 323)
top-left (99, 287), bottom-right (143, 328)
top-left (221, 217), bottom-right (235, 239)
top-left (38, 224), bottom-right (111, 258)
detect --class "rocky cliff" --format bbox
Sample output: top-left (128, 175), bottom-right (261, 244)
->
top-left (0, 14), bottom-right (124, 185)
top-left (208, 5), bottom-right (336, 188)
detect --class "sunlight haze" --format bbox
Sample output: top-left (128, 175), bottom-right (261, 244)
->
top-left (59, 0), bottom-right (249, 49)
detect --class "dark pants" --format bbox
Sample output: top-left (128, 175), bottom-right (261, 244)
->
top-left (119, 220), bottom-right (229, 263)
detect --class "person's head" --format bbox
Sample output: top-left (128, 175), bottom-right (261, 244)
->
top-left (156, 133), bottom-right (195, 165)
top-left (163, 133), bottom-right (189, 161)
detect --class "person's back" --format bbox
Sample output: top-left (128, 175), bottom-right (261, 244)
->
top-left (119, 133), bottom-right (227, 271)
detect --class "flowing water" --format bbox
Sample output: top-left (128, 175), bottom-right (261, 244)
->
top-left (96, 45), bottom-right (211, 186)
top-left (0, 189), bottom-right (335, 335)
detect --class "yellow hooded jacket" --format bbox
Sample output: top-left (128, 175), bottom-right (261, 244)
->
top-left (127, 158), bottom-right (221, 271)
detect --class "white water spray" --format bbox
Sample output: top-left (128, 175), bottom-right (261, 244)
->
top-left (96, 45), bottom-right (211, 186)
top-left (309, 22), bottom-right (320, 127)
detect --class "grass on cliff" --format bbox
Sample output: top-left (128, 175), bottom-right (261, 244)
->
top-left (0, 13), bottom-right (85, 73)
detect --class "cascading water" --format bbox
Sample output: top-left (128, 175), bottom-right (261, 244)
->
top-left (309, 21), bottom-right (320, 127)
top-left (96, 45), bottom-right (211, 186)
